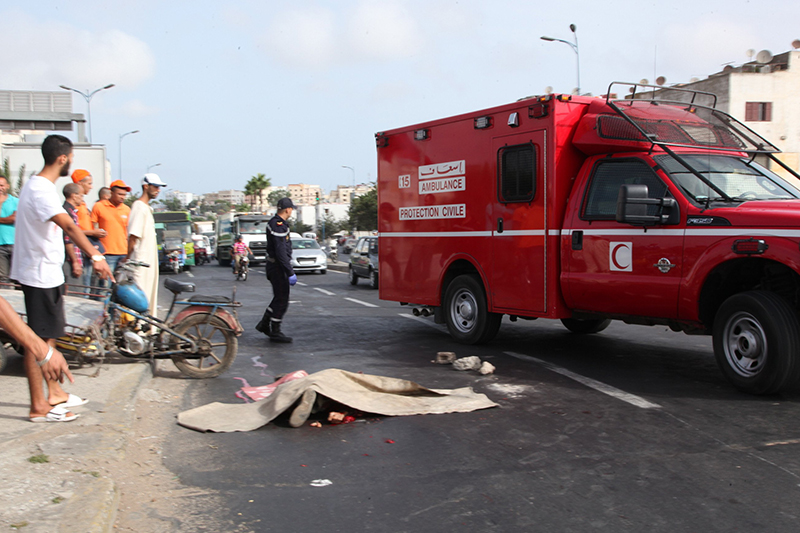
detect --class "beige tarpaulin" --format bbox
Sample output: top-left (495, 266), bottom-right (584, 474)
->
top-left (178, 369), bottom-right (498, 433)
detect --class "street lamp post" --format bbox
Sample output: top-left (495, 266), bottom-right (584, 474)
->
top-left (118, 130), bottom-right (139, 180)
top-left (58, 84), bottom-right (115, 143)
top-left (341, 165), bottom-right (356, 203)
top-left (147, 163), bottom-right (161, 173)
top-left (541, 24), bottom-right (580, 95)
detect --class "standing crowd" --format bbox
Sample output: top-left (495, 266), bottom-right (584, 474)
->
top-left (0, 134), bottom-right (165, 422)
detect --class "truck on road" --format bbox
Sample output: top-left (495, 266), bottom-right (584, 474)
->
top-left (215, 212), bottom-right (270, 266)
top-left (377, 82), bottom-right (800, 394)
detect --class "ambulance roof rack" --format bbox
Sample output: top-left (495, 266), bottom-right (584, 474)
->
top-left (603, 81), bottom-right (800, 197)
top-left (604, 81), bottom-right (779, 155)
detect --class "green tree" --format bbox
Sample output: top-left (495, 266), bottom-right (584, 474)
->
top-left (234, 203), bottom-right (250, 212)
top-left (163, 197), bottom-right (183, 211)
top-left (214, 201), bottom-right (232, 214)
top-left (1, 158), bottom-right (10, 183)
top-left (348, 187), bottom-right (377, 231)
top-left (319, 212), bottom-right (347, 240)
top-left (268, 189), bottom-right (289, 207)
top-left (124, 193), bottom-right (140, 207)
top-left (244, 173), bottom-right (270, 210)
top-left (292, 221), bottom-right (312, 234)
top-left (15, 164), bottom-right (26, 196)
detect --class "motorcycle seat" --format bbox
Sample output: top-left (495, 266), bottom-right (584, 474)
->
top-left (188, 295), bottom-right (232, 303)
top-left (164, 277), bottom-right (196, 295)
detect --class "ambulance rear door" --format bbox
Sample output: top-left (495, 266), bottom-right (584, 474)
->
top-left (490, 130), bottom-right (547, 313)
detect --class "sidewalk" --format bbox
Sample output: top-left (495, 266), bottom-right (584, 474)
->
top-left (0, 353), bottom-right (151, 532)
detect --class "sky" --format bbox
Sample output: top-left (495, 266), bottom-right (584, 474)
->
top-left (2, 0), bottom-right (798, 197)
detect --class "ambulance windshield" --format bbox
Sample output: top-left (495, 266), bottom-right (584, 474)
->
top-left (656, 155), bottom-right (800, 203)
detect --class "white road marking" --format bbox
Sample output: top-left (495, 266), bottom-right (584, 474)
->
top-left (315, 288), bottom-right (336, 296)
top-left (504, 351), bottom-right (661, 409)
top-left (345, 297), bottom-right (378, 308)
top-left (400, 313), bottom-right (443, 328)
top-left (297, 281), bottom-right (308, 286)
top-left (329, 269), bottom-right (347, 275)
top-left (185, 271), bottom-right (194, 278)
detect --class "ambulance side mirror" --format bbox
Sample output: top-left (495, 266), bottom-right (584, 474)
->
top-left (616, 184), bottom-right (678, 226)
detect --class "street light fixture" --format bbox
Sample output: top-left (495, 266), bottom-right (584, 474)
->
top-left (341, 165), bottom-right (356, 203)
top-left (118, 130), bottom-right (139, 180)
top-left (147, 163), bottom-right (161, 173)
top-left (58, 83), bottom-right (115, 143)
top-left (541, 24), bottom-right (580, 95)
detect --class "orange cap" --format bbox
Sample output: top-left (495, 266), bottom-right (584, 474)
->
top-left (109, 179), bottom-right (131, 191)
top-left (71, 169), bottom-right (90, 184)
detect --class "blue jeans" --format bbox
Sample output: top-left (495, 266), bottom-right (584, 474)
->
top-left (98, 255), bottom-right (125, 290)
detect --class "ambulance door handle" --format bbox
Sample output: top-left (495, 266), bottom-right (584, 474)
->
top-left (571, 230), bottom-right (583, 250)
top-left (497, 218), bottom-right (504, 233)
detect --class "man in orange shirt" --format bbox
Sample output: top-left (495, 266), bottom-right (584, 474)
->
top-left (91, 180), bottom-right (131, 285)
top-left (70, 170), bottom-right (106, 291)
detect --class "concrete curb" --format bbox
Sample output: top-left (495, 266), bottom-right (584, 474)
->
top-left (328, 260), bottom-right (349, 273)
top-left (0, 361), bottom-right (151, 533)
top-left (60, 362), bottom-right (151, 533)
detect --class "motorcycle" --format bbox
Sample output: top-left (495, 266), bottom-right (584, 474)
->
top-left (194, 246), bottom-right (209, 265)
top-left (0, 261), bottom-right (243, 378)
top-left (326, 245), bottom-right (339, 263)
top-left (168, 250), bottom-right (182, 274)
top-left (234, 255), bottom-right (249, 281)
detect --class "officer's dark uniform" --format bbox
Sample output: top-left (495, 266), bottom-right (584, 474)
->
top-left (255, 200), bottom-right (295, 342)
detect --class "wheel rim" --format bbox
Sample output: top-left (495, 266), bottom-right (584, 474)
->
top-left (449, 287), bottom-right (478, 334)
top-left (722, 311), bottom-right (767, 378)
top-left (172, 317), bottom-right (235, 375)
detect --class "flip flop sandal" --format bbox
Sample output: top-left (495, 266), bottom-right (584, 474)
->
top-left (51, 393), bottom-right (89, 408)
top-left (30, 404), bottom-right (79, 423)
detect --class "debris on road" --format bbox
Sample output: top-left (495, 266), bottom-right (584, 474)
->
top-left (479, 362), bottom-right (496, 375)
top-left (434, 351), bottom-right (457, 364)
top-left (452, 356), bottom-right (481, 371)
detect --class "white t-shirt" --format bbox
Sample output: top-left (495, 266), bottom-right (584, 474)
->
top-left (11, 175), bottom-right (67, 288)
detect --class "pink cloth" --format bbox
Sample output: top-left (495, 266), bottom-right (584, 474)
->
top-left (241, 370), bottom-right (309, 401)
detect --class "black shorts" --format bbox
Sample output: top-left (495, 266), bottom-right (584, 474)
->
top-left (22, 284), bottom-right (66, 339)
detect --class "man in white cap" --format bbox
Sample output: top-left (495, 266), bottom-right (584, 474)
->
top-left (125, 173), bottom-right (166, 317)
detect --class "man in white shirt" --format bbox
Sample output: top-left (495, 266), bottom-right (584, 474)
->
top-left (126, 173), bottom-right (167, 317)
top-left (12, 135), bottom-right (113, 422)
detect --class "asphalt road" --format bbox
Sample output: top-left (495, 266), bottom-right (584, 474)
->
top-left (160, 262), bottom-right (800, 532)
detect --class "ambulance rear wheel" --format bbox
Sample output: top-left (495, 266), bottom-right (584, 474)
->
top-left (561, 318), bottom-right (612, 334)
top-left (444, 274), bottom-right (499, 345)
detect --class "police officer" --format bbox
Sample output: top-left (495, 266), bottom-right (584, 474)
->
top-left (255, 197), bottom-right (297, 342)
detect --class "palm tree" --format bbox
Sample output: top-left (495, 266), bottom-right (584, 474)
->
top-left (244, 181), bottom-right (258, 210)
top-left (246, 173), bottom-right (271, 210)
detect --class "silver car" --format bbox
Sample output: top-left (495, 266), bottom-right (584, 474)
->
top-left (291, 239), bottom-right (327, 274)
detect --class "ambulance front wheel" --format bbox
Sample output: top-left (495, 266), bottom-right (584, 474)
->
top-left (444, 274), bottom-right (501, 345)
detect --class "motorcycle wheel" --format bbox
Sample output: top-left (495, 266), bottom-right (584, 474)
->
top-left (172, 261), bottom-right (180, 274)
top-left (241, 269), bottom-right (248, 281)
top-left (169, 314), bottom-right (238, 378)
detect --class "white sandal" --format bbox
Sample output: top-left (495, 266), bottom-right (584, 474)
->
top-left (30, 404), bottom-right (79, 423)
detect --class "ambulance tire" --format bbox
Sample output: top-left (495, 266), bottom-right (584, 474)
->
top-left (713, 290), bottom-right (800, 395)
top-left (560, 318), bottom-right (612, 334)
top-left (444, 274), bottom-right (498, 345)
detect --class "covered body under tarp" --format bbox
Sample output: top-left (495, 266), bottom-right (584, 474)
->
top-left (177, 368), bottom-right (498, 433)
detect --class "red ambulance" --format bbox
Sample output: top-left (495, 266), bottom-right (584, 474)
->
top-left (376, 82), bottom-right (800, 394)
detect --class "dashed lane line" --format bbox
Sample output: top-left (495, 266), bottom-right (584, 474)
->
top-left (344, 297), bottom-right (378, 308)
top-left (315, 288), bottom-right (336, 296)
top-left (504, 351), bottom-right (662, 409)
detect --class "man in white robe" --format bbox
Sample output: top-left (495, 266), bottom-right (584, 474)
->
top-left (126, 174), bottom-right (166, 317)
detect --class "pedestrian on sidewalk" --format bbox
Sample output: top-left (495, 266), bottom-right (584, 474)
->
top-left (0, 174), bottom-right (19, 283)
top-left (62, 183), bottom-right (84, 287)
top-left (70, 169), bottom-right (106, 293)
top-left (11, 134), bottom-right (113, 422)
top-left (91, 180), bottom-right (131, 287)
top-left (255, 197), bottom-right (297, 343)
top-left (126, 173), bottom-right (166, 317)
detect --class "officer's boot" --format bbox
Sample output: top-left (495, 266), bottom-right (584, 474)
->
top-left (255, 311), bottom-right (272, 335)
top-left (268, 320), bottom-right (293, 343)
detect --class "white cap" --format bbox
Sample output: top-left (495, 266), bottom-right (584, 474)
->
top-left (143, 173), bottom-right (167, 187)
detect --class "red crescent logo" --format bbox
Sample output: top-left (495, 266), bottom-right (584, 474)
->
top-left (612, 243), bottom-right (630, 270)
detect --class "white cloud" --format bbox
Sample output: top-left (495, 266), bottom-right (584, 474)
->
top-left (0, 10), bottom-right (155, 91)
top-left (347, 2), bottom-right (424, 60)
top-left (259, 1), bottom-right (426, 69)
top-left (117, 99), bottom-right (159, 117)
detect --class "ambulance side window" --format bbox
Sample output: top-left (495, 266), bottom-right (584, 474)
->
top-left (498, 144), bottom-right (536, 203)
top-left (583, 159), bottom-right (668, 220)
